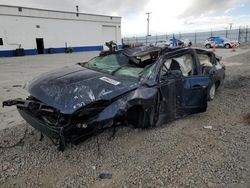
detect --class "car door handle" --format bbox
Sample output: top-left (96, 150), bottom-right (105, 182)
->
top-left (192, 85), bottom-right (206, 89)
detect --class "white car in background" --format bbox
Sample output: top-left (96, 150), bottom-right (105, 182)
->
top-left (155, 38), bottom-right (192, 48)
top-left (204, 36), bottom-right (240, 49)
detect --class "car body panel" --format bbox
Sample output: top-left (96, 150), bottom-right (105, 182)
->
top-left (27, 65), bottom-right (139, 114)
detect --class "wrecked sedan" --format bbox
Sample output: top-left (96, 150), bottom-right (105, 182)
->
top-left (3, 46), bottom-right (225, 150)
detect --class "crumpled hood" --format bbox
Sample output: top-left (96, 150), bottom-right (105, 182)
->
top-left (27, 65), bottom-right (139, 114)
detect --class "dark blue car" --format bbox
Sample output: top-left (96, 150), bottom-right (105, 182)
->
top-left (3, 47), bottom-right (225, 150)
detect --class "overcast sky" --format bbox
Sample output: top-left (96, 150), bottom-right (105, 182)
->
top-left (0, 0), bottom-right (250, 36)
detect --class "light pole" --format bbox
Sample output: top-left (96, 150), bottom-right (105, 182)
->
top-left (76, 5), bottom-right (79, 17)
top-left (146, 12), bottom-right (151, 36)
top-left (229, 23), bottom-right (233, 30)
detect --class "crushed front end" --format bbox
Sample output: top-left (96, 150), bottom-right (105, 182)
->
top-left (2, 97), bottom-right (111, 151)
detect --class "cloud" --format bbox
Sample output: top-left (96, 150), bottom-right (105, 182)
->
top-left (0, 0), bottom-right (149, 16)
top-left (179, 0), bottom-right (247, 17)
top-left (0, 0), bottom-right (249, 36)
top-left (79, 0), bottom-right (149, 16)
top-left (224, 8), bottom-right (235, 14)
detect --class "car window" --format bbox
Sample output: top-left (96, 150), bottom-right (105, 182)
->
top-left (83, 51), bottom-right (154, 79)
top-left (208, 38), bottom-right (214, 42)
top-left (161, 54), bottom-right (194, 77)
top-left (86, 52), bottom-right (128, 73)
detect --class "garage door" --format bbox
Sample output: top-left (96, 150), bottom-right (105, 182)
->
top-left (102, 25), bottom-right (117, 44)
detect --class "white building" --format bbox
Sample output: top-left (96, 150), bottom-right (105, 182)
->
top-left (0, 5), bottom-right (121, 57)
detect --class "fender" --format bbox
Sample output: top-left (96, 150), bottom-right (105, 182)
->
top-left (96, 87), bottom-right (158, 125)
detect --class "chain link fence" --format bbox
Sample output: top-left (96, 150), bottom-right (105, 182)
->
top-left (123, 27), bottom-right (250, 46)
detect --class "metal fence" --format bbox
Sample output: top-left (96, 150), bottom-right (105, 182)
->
top-left (123, 27), bottom-right (250, 46)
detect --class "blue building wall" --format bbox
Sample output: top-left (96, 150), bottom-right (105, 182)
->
top-left (0, 45), bottom-right (104, 57)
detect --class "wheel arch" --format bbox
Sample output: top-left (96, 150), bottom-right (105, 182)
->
top-left (215, 80), bottom-right (220, 89)
top-left (126, 104), bottom-right (152, 128)
top-left (224, 43), bottom-right (231, 48)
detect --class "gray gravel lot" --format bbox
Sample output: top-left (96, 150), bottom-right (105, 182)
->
top-left (0, 48), bottom-right (250, 187)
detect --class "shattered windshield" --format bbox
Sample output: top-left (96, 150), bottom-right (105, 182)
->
top-left (83, 51), bottom-right (153, 79)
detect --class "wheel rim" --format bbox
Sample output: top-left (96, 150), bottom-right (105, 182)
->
top-left (209, 84), bottom-right (216, 99)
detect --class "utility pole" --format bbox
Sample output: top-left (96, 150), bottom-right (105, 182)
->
top-left (229, 23), bottom-right (233, 30)
top-left (246, 25), bottom-right (248, 43)
top-left (146, 12), bottom-right (151, 36)
top-left (76, 5), bottom-right (79, 17)
top-left (238, 26), bottom-right (241, 42)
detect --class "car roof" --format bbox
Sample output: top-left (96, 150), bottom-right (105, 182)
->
top-left (123, 46), bottom-right (161, 57)
top-left (161, 47), bottom-right (215, 57)
top-left (160, 47), bottom-right (191, 55)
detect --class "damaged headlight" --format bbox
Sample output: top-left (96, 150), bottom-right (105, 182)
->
top-left (72, 100), bottom-right (111, 127)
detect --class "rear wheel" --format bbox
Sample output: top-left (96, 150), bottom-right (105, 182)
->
top-left (205, 44), bottom-right (211, 49)
top-left (208, 83), bottom-right (216, 101)
top-left (224, 44), bottom-right (231, 48)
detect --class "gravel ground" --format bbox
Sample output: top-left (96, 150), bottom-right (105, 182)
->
top-left (0, 49), bottom-right (249, 188)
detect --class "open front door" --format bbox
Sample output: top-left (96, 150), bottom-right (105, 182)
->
top-left (159, 49), bottom-right (211, 118)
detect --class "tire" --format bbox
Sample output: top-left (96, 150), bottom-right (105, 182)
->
top-left (224, 44), bottom-right (231, 49)
top-left (208, 83), bottom-right (216, 101)
top-left (205, 44), bottom-right (211, 49)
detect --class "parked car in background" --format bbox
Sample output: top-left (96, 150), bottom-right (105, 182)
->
top-left (3, 47), bottom-right (225, 151)
top-left (155, 38), bottom-right (192, 48)
top-left (204, 36), bottom-right (240, 49)
top-left (168, 38), bottom-right (185, 47)
top-left (181, 38), bottom-right (192, 47)
top-left (154, 40), bottom-right (168, 48)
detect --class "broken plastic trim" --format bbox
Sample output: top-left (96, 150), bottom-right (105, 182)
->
top-left (2, 98), bottom-right (117, 151)
top-left (3, 98), bottom-right (57, 113)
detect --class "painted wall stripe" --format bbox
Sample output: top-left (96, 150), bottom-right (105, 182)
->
top-left (0, 45), bottom-right (105, 57)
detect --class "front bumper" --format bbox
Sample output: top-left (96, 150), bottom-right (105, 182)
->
top-left (3, 98), bottom-right (65, 138)
top-left (3, 99), bottom-right (73, 150)
top-left (2, 98), bottom-right (113, 151)
top-left (18, 108), bottom-right (63, 139)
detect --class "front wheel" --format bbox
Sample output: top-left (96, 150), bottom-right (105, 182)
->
top-left (205, 44), bottom-right (211, 49)
top-left (208, 83), bottom-right (216, 101)
top-left (224, 44), bottom-right (231, 48)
